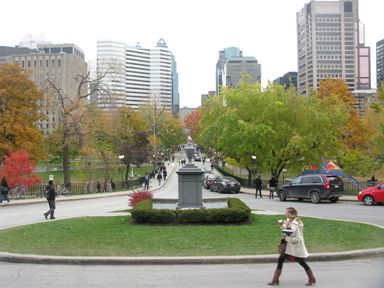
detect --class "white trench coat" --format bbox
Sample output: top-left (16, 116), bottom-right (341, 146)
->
top-left (282, 218), bottom-right (309, 258)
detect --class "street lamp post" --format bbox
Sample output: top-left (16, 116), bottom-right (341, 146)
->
top-left (119, 155), bottom-right (124, 188)
top-left (251, 155), bottom-right (257, 186)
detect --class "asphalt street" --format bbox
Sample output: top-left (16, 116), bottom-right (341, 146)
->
top-left (0, 258), bottom-right (382, 288)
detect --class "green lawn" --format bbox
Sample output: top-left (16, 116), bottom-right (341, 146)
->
top-left (37, 166), bottom-right (153, 183)
top-left (0, 215), bottom-right (382, 257)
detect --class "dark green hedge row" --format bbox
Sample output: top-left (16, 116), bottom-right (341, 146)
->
top-left (131, 198), bottom-right (251, 224)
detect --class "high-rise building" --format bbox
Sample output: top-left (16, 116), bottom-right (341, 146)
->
top-left (274, 72), bottom-right (298, 90)
top-left (223, 56), bottom-right (262, 87)
top-left (297, 0), bottom-right (370, 94)
top-left (96, 39), bottom-right (178, 113)
top-left (377, 39), bottom-right (384, 87)
top-left (0, 43), bottom-right (88, 136)
top-left (216, 47), bottom-right (242, 94)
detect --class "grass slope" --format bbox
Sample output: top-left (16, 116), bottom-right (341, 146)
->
top-left (0, 215), bottom-right (382, 256)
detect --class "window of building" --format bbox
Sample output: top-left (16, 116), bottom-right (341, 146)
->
top-left (58, 59), bottom-right (61, 67)
top-left (28, 60), bottom-right (31, 68)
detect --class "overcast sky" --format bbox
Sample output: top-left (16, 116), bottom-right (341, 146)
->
top-left (2, 0), bottom-right (383, 108)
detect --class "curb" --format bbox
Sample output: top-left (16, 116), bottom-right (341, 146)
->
top-left (0, 248), bottom-right (383, 266)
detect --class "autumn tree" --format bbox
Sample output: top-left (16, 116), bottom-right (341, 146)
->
top-left (111, 107), bottom-right (148, 181)
top-left (317, 78), bottom-right (373, 175)
top-left (159, 112), bottom-right (185, 150)
top-left (0, 150), bottom-right (41, 188)
top-left (200, 79), bottom-right (349, 182)
top-left (0, 64), bottom-right (44, 160)
top-left (45, 69), bottom-right (110, 188)
top-left (184, 109), bottom-right (201, 141)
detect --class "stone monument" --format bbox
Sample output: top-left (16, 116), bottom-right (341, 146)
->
top-left (176, 137), bottom-right (204, 209)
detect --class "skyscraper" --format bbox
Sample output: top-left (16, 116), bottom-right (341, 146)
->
top-left (297, 0), bottom-right (370, 94)
top-left (216, 47), bottom-right (242, 94)
top-left (377, 39), bottom-right (384, 87)
top-left (96, 39), bottom-right (178, 113)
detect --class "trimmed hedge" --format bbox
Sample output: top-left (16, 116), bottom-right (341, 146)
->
top-left (131, 198), bottom-right (251, 224)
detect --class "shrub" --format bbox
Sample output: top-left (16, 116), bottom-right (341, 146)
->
top-left (130, 198), bottom-right (251, 224)
top-left (129, 190), bottom-right (153, 207)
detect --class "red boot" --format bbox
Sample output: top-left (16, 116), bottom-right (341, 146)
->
top-left (268, 269), bottom-right (281, 285)
top-left (305, 269), bottom-right (316, 286)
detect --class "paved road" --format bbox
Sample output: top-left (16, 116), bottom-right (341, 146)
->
top-left (0, 258), bottom-right (382, 288)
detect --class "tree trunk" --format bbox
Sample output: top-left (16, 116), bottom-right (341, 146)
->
top-left (62, 127), bottom-right (71, 189)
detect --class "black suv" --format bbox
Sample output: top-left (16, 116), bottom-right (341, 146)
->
top-left (278, 174), bottom-right (344, 204)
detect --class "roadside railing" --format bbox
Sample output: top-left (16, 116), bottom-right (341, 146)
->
top-left (8, 177), bottom-right (145, 200)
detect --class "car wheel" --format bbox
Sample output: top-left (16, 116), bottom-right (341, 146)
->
top-left (329, 196), bottom-right (339, 203)
top-left (310, 191), bottom-right (321, 204)
top-left (279, 190), bottom-right (287, 201)
top-left (363, 195), bottom-right (374, 206)
top-left (298, 198), bottom-right (304, 201)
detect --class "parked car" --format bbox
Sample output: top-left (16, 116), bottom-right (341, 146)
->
top-left (210, 176), bottom-right (241, 194)
top-left (278, 174), bottom-right (344, 204)
top-left (203, 173), bottom-right (216, 189)
top-left (357, 181), bottom-right (384, 206)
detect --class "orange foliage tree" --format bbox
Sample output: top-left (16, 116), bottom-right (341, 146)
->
top-left (0, 64), bottom-right (44, 160)
top-left (184, 109), bottom-right (201, 141)
top-left (0, 150), bottom-right (41, 189)
top-left (317, 78), bottom-right (371, 150)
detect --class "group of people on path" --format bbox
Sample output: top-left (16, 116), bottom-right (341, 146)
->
top-left (254, 175), bottom-right (278, 199)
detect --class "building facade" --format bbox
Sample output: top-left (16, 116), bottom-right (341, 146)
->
top-left (352, 89), bottom-right (377, 117)
top-left (297, 0), bottom-right (370, 94)
top-left (0, 44), bottom-right (88, 136)
top-left (377, 39), bottom-right (384, 87)
top-left (223, 56), bottom-right (262, 87)
top-left (96, 39), bottom-right (178, 114)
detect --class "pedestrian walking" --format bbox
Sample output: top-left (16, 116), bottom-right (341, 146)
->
top-left (110, 179), bottom-right (116, 191)
top-left (254, 175), bottom-right (262, 198)
top-left (163, 169), bottom-right (167, 181)
top-left (268, 207), bottom-right (316, 286)
top-left (268, 175), bottom-right (278, 199)
top-left (96, 181), bottom-right (101, 193)
top-left (43, 180), bottom-right (56, 220)
top-left (157, 172), bottom-right (163, 185)
top-left (0, 176), bottom-right (10, 204)
top-left (144, 172), bottom-right (150, 190)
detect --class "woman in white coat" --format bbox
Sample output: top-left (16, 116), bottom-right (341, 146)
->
top-left (268, 207), bottom-right (316, 286)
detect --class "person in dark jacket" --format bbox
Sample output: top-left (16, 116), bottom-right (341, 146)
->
top-left (0, 176), bottom-right (10, 203)
top-left (157, 172), bottom-right (163, 185)
top-left (254, 175), bottom-right (263, 198)
top-left (268, 175), bottom-right (278, 199)
top-left (43, 180), bottom-right (56, 220)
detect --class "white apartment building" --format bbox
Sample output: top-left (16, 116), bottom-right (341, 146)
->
top-left (297, 0), bottom-right (370, 95)
top-left (96, 39), bottom-right (174, 111)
